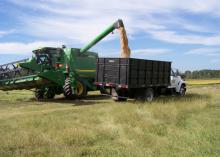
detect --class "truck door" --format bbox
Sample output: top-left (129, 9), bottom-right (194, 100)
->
top-left (170, 69), bottom-right (178, 87)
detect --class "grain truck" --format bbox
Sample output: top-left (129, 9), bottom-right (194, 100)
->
top-left (95, 58), bottom-right (186, 101)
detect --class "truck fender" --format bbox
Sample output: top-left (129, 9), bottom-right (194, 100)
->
top-left (176, 81), bottom-right (186, 93)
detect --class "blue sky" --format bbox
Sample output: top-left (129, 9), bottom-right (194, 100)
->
top-left (1, 0), bottom-right (220, 71)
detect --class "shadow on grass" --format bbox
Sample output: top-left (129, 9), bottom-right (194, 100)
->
top-left (131, 93), bottom-right (212, 105)
top-left (28, 94), bottom-right (111, 106)
top-left (6, 92), bottom-right (211, 107)
top-left (153, 93), bottom-right (211, 103)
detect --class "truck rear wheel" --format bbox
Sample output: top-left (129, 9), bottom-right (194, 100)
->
top-left (63, 78), bottom-right (74, 99)
top-left (144, 88), bottom-right (154, 102)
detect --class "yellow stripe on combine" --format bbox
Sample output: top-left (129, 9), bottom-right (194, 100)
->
top-left (75, 69), bottom-right (96, 72)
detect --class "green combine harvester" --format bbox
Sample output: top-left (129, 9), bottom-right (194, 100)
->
top-left (0, 19), bottom-right (124, 100)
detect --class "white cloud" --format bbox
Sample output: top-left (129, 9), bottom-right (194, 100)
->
top-left (0, 30), bottom-right (14, 38)
top-left (6, 0), bottom-right (220, 45)
top-left (10, 0), bottom-right (220, 15)
top-left (0, 41), bottom-right (64, 54)
top-left (22, 16), bottom-right (122, 43)
top-left (185, 48), bottom-right (220, 56)
top-left (7, 0), bottom-right (220, 46)
top-left (132, 48), bottom-right (171, 56)
top-left (0, 31), bottom-right (6, 37)
top-left (147, 30), bottom-right (220, 46)
top-left (211, 59), bottom-right (220, 64)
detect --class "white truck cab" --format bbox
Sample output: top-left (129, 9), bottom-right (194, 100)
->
top-left (168, 69), bottom-right (186, 96)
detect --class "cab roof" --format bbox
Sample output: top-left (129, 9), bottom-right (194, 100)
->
top-left (32, 47), bottom-right (58, 54)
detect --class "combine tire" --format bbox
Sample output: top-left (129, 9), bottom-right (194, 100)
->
top-left (74, 80), bottom-right (87, 99)
top-left (63, 78), bottom-right (87, 99)
top-left (45, 88), bottom-right (55, 99)
top-left (35, 88), bottom-right (45, 100)
top-left (63, 78), bottom-right (74, 99)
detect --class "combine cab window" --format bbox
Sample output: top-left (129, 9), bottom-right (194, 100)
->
top-left (36, 54), bottom-right (51, 65)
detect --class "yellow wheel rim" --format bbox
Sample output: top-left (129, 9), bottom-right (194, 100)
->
top-left (75, 82), bottom-right (84, 96)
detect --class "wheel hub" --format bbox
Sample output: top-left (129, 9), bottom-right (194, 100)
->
top-left (75, 82), bottom-right (83, 96)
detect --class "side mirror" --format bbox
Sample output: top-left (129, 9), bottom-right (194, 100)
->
top-left (180, 74), bottom-right (186, 80)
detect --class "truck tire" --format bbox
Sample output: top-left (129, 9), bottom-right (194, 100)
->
top-left (144, 88), bottom-right (154, 102)
top-left (44, 87), bottom-right (55, 99)
top-left (74, 80), bottom-right (87, 99)
top-left (63, 78), bottom-right (74, 99)
top-left (35, 88), bottom-right (45, 100)
top-left (178, 85), bottom-right (186, 96)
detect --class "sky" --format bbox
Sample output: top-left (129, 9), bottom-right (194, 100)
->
top-left (1, 0), bottom-right (220, 71)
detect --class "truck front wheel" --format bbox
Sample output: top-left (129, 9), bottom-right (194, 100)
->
top-left (178, 85), bottom-right (186, 96)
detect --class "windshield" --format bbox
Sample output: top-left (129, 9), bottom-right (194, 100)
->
top-left (171, 68), bottom-right (181, 76)
top-left (36, 53), bottom-right (51, 65)
top-left (171, 69), bottom-right (175, 76)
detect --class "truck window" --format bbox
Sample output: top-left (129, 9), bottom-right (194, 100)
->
top-left (171, 69), bottom-right (176, 76)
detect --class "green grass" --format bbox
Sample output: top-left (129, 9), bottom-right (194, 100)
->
top-left (0, 86), bottom-right (219, 157)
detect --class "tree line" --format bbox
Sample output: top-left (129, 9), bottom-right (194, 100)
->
top-left (182, 70), bottom-right (220, 79)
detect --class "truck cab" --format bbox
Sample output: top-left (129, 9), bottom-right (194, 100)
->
top-left (169, 69), bottom-right (186, 96)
